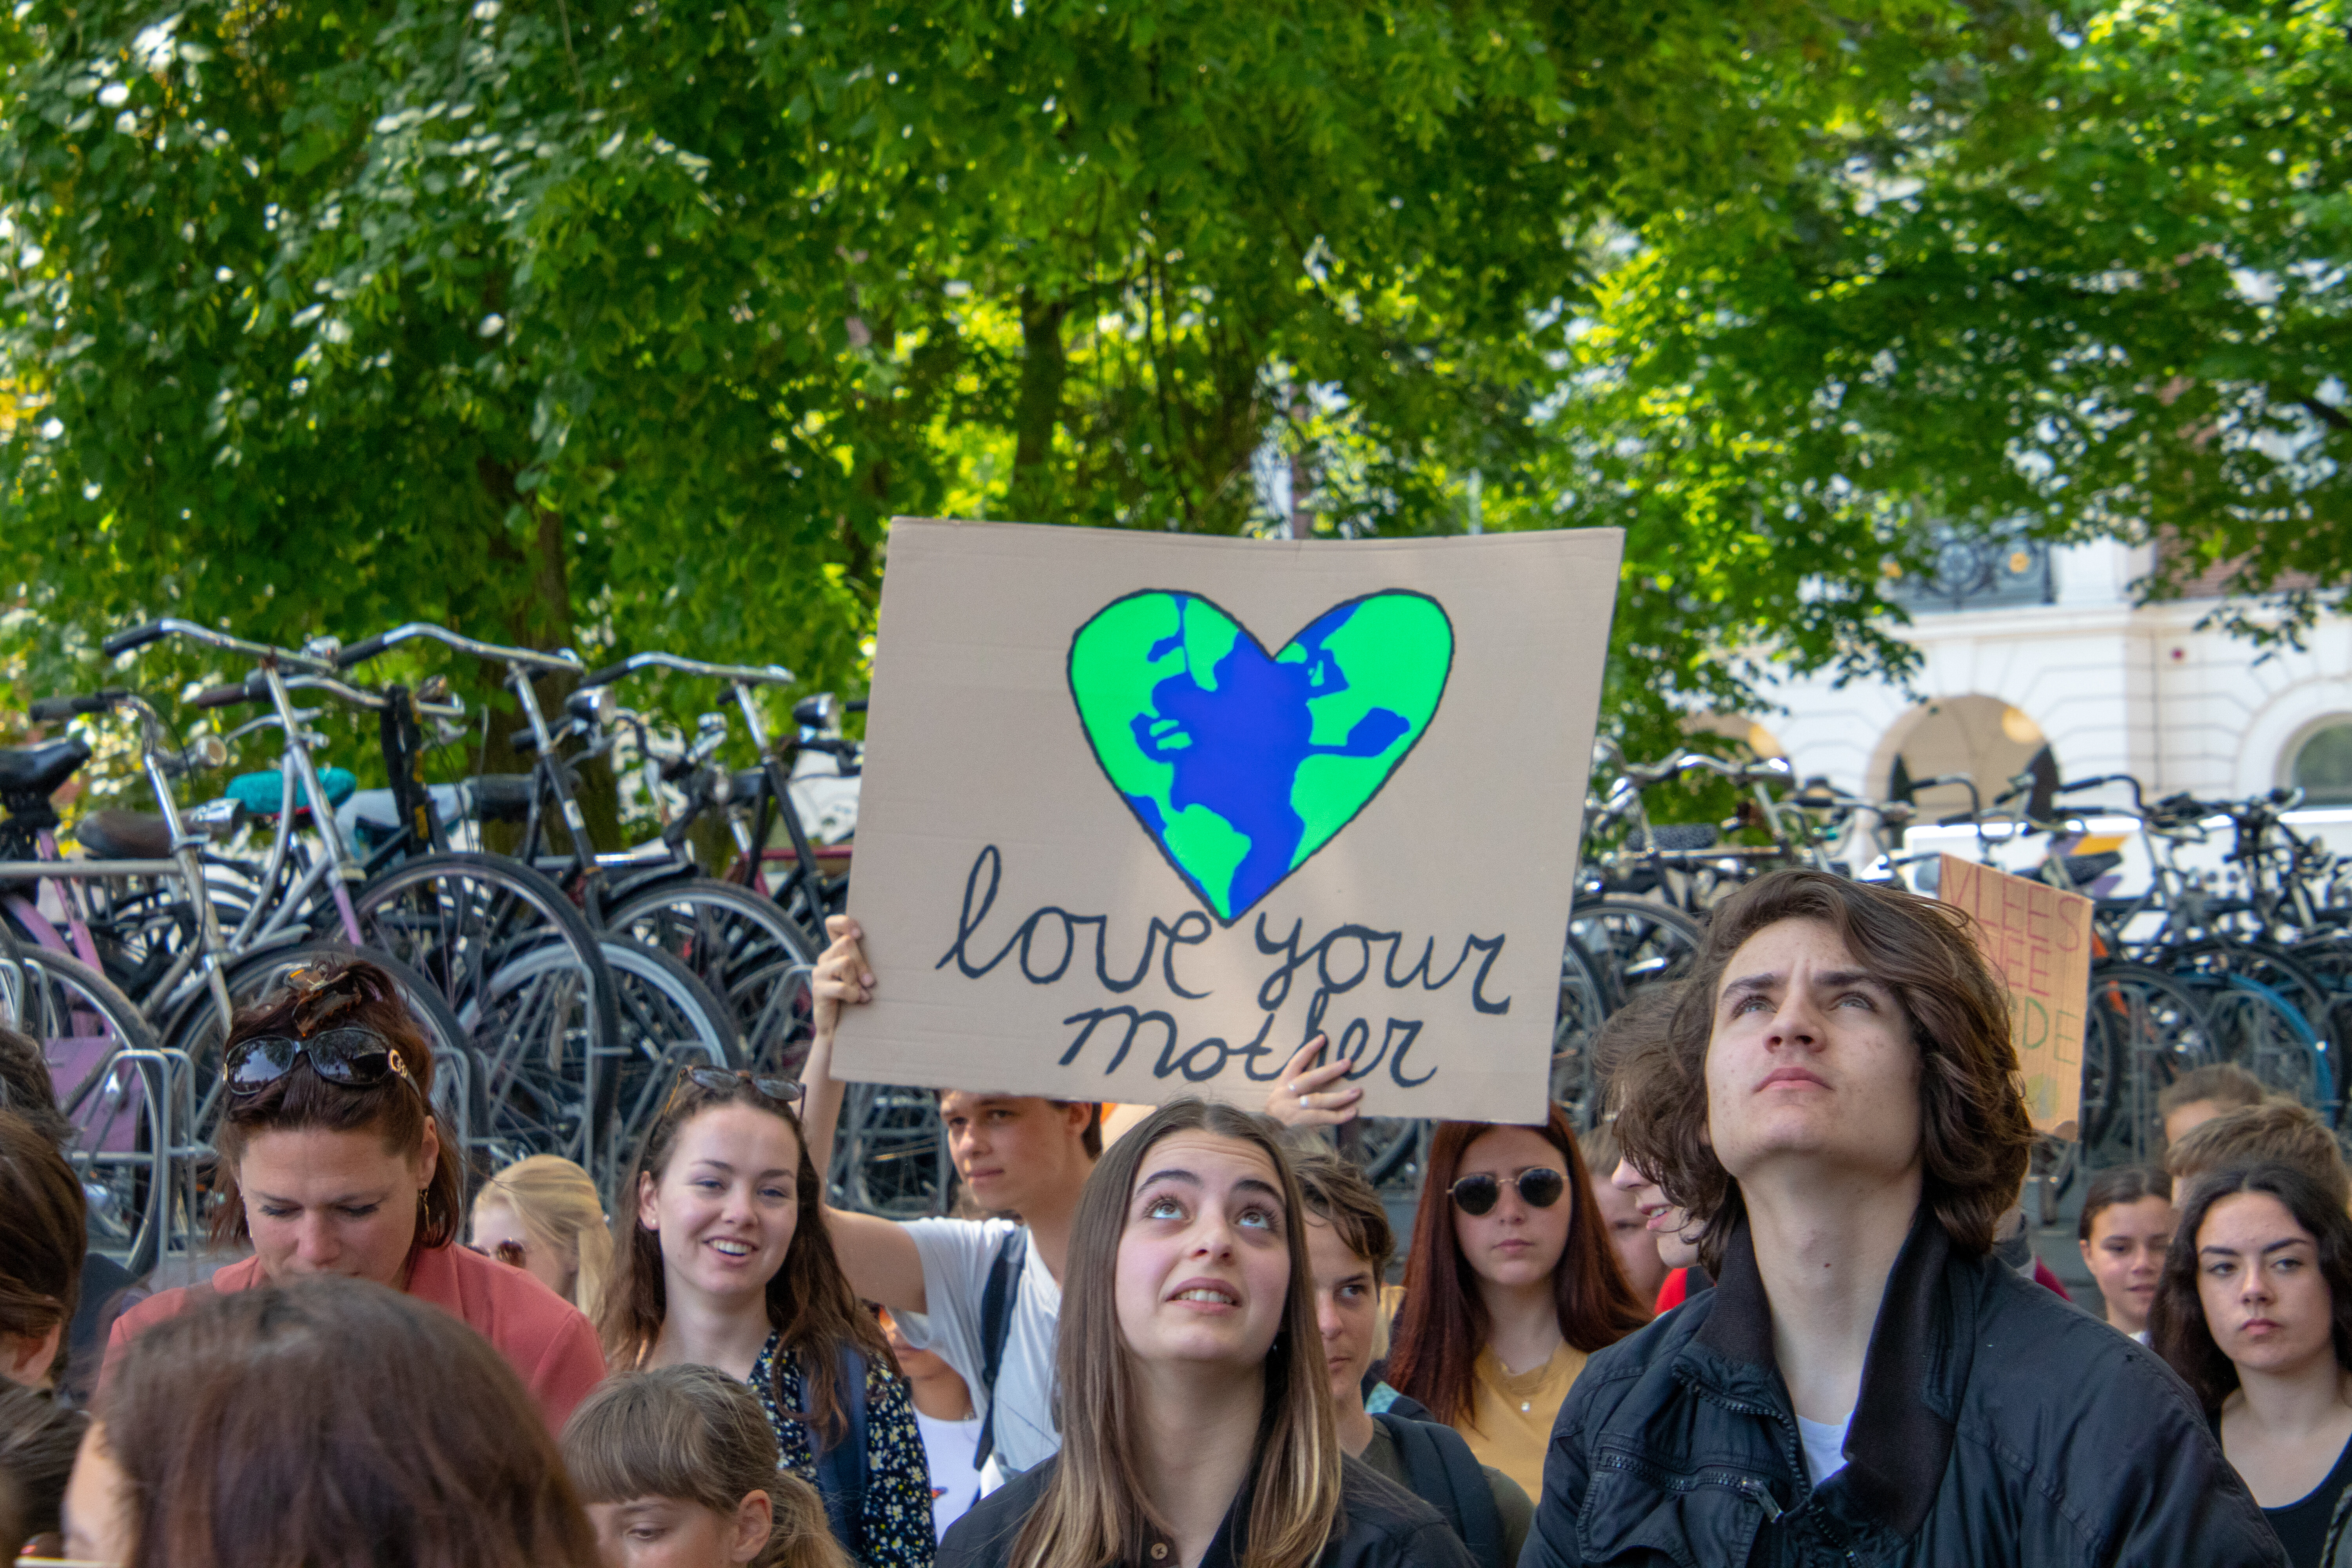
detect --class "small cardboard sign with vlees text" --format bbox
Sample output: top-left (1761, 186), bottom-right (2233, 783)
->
top-left (1937, 855), bottom-right (2092, 1138)
top-left (833, 517), bottom-right (1625, 1124)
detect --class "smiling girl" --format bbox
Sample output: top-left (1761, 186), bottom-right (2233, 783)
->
top-left (2152, 1163), bottom-right (2352, 1568)
top-left (600, 1068), bottom-right (933, 1568)
top-left (938, 1098), bottom-right (1472, 1568)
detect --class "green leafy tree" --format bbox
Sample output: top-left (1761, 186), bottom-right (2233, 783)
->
top-left (7, 0), bottom-right (2263, 789)
top-left (1559, 0), bottom-right (2350, 681)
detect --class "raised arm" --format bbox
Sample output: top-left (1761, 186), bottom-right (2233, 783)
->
top-left (800, 915), bottom-right (930, 1313)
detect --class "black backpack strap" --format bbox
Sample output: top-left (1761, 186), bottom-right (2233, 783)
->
top-left (1375, 1413), bottom-right (1502, 1568)
top-left (812, 1347), bottom-right (870, 1555)
top-left (972, 1227), bottom-right (1028, 1471)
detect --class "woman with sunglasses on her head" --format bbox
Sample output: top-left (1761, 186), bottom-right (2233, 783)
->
top-left (940, 1097), bottom-right (1472, 1568)
top-left (1380, 1114), bottom-right (1648, 1499)
top-left (601, 1065), bottom-right (934, 1568)
top-left (105, 960), bottom-right (604, 1429)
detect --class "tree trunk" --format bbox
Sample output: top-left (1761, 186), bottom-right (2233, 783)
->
top-left (1007, 288), bottom-right (1069, 521)
top-left (468, 459), bottom-right (623, 862)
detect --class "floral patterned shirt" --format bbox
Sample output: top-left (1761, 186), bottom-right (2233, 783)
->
top-left (747, 1331), bottom-right (936, 1568)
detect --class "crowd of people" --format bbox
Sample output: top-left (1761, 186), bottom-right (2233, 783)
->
top-left (0, 869), bottom-right (2346, 1565)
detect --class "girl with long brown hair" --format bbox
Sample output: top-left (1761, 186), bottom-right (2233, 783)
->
top-left (938, 1098), bottom-right (1472, 1568)
top-left (600, 1068), bottom-right (933, 1568)
top-left (2150, 1163), bottom-right (2352, 1568)
top-left (1381, 1110), bottom-right (1648, 1497)
top-left (65, 1274), bottom-right (601, 1568)
top-left (104, 959), bottom-right (603, 1429)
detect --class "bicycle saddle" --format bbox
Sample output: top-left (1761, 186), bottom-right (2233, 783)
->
top-left (1646, 822), bottom-right (1720, 852)
top-left (470, 775), bottom-right (535, 823)
top-left (77, 808), bottom-right (173, 860)
top-left (2059, 850), bottom-right (2123, 886)
top-left (0, 737), bottom-right (92, 797)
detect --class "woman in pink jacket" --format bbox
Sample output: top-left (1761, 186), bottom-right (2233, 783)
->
top-left (106, 960), bottom-right (602, 1429)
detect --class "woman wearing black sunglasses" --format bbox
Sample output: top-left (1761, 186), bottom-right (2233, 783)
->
top-left (103, 960), bottom-right (605, 1431)
top-left (1380, 1111), bottom-right (1649, 1497)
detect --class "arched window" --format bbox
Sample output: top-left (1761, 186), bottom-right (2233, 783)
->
top-left (2288, 720), bottom-right (2352, 807)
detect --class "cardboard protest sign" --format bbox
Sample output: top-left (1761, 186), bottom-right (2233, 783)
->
top-left (835, 518), bottom-right (1624, 1124)
top-left (1937, 855), bottom-right (2092, 1137)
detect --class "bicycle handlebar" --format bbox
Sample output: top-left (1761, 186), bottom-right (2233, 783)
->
top-left (336, 623), bottom-right (583, 676)
top-left (577, 651), bottom-right (796, 689)
top-left (101, 618), bottom-right (340, 675)
top-left (100, 623), bottom-right (168, 657)
top-left (188, 671), bottom-right (465, 718)
top-left (2056, 773), bottom-right (2149, 813)
top-left (27, 689), bottom-right (128, 722)
top-left (189, 683), bottom-right (253, 711)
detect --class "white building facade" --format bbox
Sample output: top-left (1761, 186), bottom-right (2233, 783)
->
top-left (1757, 538), bottom-right (2352, 815)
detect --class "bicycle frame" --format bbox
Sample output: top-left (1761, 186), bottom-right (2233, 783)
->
top-left (572, 651), bottom-right (836, 928)
top-left (0, 690), bottom-right (238, 1034)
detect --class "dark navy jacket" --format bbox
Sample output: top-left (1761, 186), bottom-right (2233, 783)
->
top-left (1522, 1207), bottom-right (2285, 1567)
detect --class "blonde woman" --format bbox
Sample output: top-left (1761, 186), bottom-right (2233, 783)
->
top-left (473, 1155), bottom-right (613, 1320)
top-left (937, 1098), bottom-right (1472, 1568)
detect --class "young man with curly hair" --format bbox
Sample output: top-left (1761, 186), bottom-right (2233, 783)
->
top-left (1522, 868), bottom-right (2284, 1566)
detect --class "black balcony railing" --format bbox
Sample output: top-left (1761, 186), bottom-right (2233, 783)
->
top-left (1884, 525), bottom-right (2054, 613)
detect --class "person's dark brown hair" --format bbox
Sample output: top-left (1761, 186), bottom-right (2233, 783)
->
top-left (2164, 1101), bottom-right (2351, 1208)
top-left (2154, 1062), bottom-right (2269, 1123)
top-left (2076, 1165), bottom-right (2173, 1243)
top-left (0, 1109), bottom-right (84, 1384)
top-left (210, 959), bottom-right (462, 1247)
top-left (0, 1025), bottom-right (76, 1152)
top-left (1592, 984), bottom-right (1687, 1119)
top-left (2149, 1163), bottom-right (2352, 1417)
top-left (0, 1379), bottom-right (85, 1555)
top-left (97, 1274), bottom-right (601, 1568)
top-left (600, 1075), bottom-right (888, 1445)
top-left (1615, 868), bottom-right (2033, 1272)
top-left (1289, 1147), bottom-right (1394, 1276)
top-left (1387, 1107), bottom-right (1650, 1428)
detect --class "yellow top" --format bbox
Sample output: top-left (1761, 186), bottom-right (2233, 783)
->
top-left (1454, 1343), bottom-right (1590, 1497)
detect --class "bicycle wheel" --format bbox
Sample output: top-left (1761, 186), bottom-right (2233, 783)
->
top-left (1570, 896), bottom-right (1707, 1000)
top-left (1549, 930), bottom-right (1620, 1132)
top-left (604, 877), bottom-right (818, 1074)
top-left (0, 919), bottom-right (25, 1029)
top-left (2083, 961), bottom-right (2218, 1165)
top-left (2161, 938), bottom-right (2337, 1121)
top-left (15, 947), bottom-right (176, 1276)
top-left (2290, 934), bottom-right (2352, 1103)
top-left (350, 853), bottom-right (621, 1176)
top-left (597, 939), bottom-right (744, 1194)
top-left (828, 1082), bottom-right (951, 1218)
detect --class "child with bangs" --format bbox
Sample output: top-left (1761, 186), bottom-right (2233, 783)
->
top-left (564, 1364), bottom-right (852, 1568)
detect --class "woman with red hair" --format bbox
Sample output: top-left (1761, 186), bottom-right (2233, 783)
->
top-left (1378, 1112), bottom-right (1648, 1495)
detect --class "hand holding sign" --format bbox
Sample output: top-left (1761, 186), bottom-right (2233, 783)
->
top-left (1265, 1035), bottom-right (1365, 1129)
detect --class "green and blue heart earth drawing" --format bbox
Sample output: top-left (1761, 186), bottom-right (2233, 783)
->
top-left (1066, 590), bottom-right (1454, 923)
